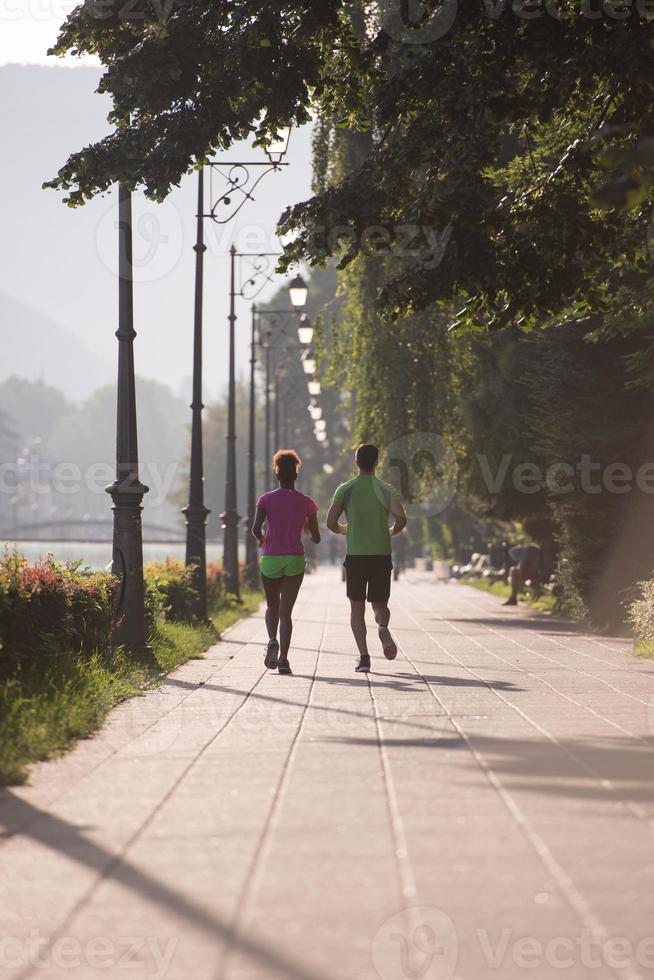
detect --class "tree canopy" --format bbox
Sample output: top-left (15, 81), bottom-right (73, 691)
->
top-left (45, 0), bottom-right (364, 204)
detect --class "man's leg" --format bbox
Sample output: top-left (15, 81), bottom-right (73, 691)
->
top-left (503, 565), bottom-right (520, 605)
top-left (349, 599), bottom-right (369, 664)
top-left (370, 558), bottom-right (397, 660)
top-left (372, 602), bottom-right (397, 659)
top-left (372, 602), bottom-right (390, 629)
top-left (344, 557), bottom-right (370, 671)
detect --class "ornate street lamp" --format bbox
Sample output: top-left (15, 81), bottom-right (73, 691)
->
top-left (256, 305), bottom-right (310, 490)
top-left (182, 169), bottom-right (210, 620)
top-left (105, 186), bottom-right (150, 656)
top-left (265, 126), bottom-right (292, 164)
top-left (297, 313), bottom-right (313, 346)
top-left (302, 349), bottom-right (316, 375)
top-left (288, 273), bottom-right (308, 309)
top-left (199, 139), bottom-right (292, 599)
top-left (222, 250), bottom-right (282, 599)
top-left (244, 303), bottom-right (259, 589)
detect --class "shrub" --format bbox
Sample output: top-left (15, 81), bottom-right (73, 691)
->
top-left (627, 577), bottom-right (654, 644)
top-left (143, 558), bottom-right (197, 623)
top-left (206, 561), bottom-right (225, 612)
top-left (0, 550), bottom-right (116, 675)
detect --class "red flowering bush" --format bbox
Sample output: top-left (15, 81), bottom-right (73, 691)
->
top-left (0, 550), bottom-right (117, 675)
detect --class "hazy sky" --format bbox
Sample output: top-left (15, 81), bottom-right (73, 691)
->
top-left (0, 13), bottom-right (314, 401)
top-left (0, 0), bottom-right (96, 66)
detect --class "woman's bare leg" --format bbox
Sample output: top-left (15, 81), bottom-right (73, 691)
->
top-left (261, 574), bottom-right (281, 640)
top-left (279, 573), bottom-right (304, 660)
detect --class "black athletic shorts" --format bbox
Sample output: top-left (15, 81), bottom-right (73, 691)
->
top-left (344, 555), bottom-right (393, 603)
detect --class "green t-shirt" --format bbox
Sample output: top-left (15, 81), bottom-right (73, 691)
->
top-left (333, 474), bottom-right (401, 556)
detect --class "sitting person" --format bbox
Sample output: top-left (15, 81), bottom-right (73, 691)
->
top-left (503, 543), bottom-right (542, 606)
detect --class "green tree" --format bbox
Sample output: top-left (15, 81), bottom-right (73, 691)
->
top-left (0, 378), bottom-right (70, 449)
top-left (46, 0), bottom-right (364, 204)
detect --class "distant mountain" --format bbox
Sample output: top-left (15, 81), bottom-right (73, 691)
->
top-left (0, 63), bottom-right (313, 399)
top-left (1, 293), bottom-right (112, 400)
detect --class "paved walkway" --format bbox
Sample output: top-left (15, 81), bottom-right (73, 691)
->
top-left (2, 568), bottom-right (654, 980)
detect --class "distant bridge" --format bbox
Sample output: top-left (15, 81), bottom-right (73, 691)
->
top-left (0, 518), bottom-right (197, 543)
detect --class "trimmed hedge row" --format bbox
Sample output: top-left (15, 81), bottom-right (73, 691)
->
top-left (0, 551), bottom-right (116, 675)
top-left (143, 558), bottom-right (229, 624)
top-left (0, 551), bottom-right (242, 675)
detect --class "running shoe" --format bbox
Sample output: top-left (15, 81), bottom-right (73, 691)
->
top-left (278, 658), bottom-right (292, 675)
top-left (355, 654), bottom-right (371, 673)
top-left (264, 639), bottom-right (279, 669)
top-left (378, 626), bottom-right (397, 660)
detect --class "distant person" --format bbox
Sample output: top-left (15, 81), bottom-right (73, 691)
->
top-left (503, 543), bottom-right (542, 606)
top-left (392, 532), bottom-right (408, 581)
top-left (326, 443), bottom-right (407, 672)
top-left (252, 450), bottom-right (320, 674)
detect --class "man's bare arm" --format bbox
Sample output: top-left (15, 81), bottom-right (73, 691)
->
top-left (326, 500), bottom-right (346, 535)
top-left (389, 497), bottom-right (407, 536)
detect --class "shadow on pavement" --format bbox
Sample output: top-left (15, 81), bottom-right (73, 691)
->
top-left (1, 793), bottom-right (328, 980)
top-left (317, 732), bottom-right (654, 801)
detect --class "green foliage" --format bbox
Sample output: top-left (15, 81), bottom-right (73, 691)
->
top-left (527, 323), bottom-right (654, 630)
top-left (0, 549), bottom-right (116, 676)
top-left (143, 557), bottom-right (198, 623)
top-left (0, 548), bottom-right (262, 784)
top-left (0, 613), bottom-right (219, 785)
top-left (0, 377), bottom-right (71, 447)
top-left (280, 12), bottom-right (654, 359)
top-left (45, 0), bottom-right (364, 204)
top-left (206, 560), bottom-right (225, 612)
top-left (0, 646), bottom-right (142, 785)
top-left (626, 578), bottom-right (654, 654)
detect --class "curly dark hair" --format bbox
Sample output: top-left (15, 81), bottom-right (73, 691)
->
top-left (273, 449), bottom-right (301, 484)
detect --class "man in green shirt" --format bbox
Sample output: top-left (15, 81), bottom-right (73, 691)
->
top-left (327, 443), bottom-right (407, 672)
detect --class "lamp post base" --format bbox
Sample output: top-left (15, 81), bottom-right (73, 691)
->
top-left (221, 509), bottom-right (242, 600)
top-left (182, 502), bottom-right (211, 620)
top-left (106, 476), bottom-right (154, 661)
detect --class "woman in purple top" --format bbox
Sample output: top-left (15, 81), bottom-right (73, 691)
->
top-left (252, 450), bottom-right (320, 674)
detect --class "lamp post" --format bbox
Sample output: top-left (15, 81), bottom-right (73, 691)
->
top-left (221, 249), bottom-right (283, 599)
top-left (273, 372), bottom-right (280, 451)
top-left (221, 244), bottom-right (241, 599)
top-left (200, 130), bottom-right (292, 599)
top-left (244, 303), bottom-right (258, 588)
top-left (182, 169), bottom-right (210, 620)
top-left (255, 282), bottom-right (308, 474)
top-left (264, 342), bottom-right (272, 490)
top-left (105, 185), bottom-right (150, 655)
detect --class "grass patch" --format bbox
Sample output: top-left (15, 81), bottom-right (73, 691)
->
top-left (0, 589), bottom-right (262, 786)
top-left (460, 577), bottom-right (574, 617)
top-left (632, 639), bottom-right (654, 659)
top-left (211, 589), bottom-right (262, 635)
